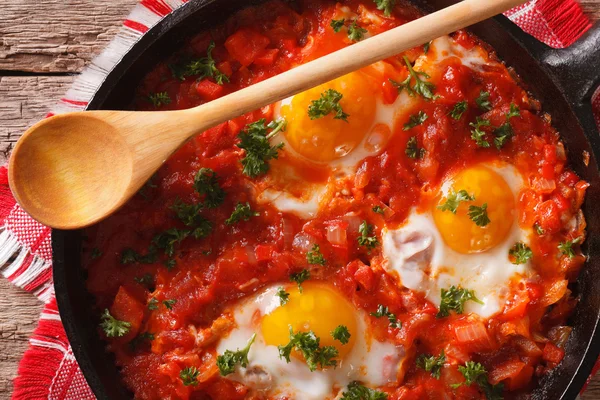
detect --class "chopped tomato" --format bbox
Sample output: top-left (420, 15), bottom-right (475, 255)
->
top-left (195, 79), bottom-right (225, 101)
top-left (225, 29), bottom-right (270, 67)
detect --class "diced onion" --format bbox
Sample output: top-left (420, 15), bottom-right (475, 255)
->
top-left (282, 218), bottom-right (295, 249)
top-left (292, 232), bottom-right (315, 252)
top-left (532, 177), bottom-right (556, 193)
top-left (326, 225), bottom-right (347, 246)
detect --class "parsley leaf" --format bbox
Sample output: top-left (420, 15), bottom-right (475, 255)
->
top-left (216, 333), bottom-right (256, 376)
top-left (308, 89), bottom-right (349, 121)
top-left (358, 221), bottom-right (379, 249)
top-left (121, 248), bottom-right (158, 265)
top-left (237, 119), bottom-right (286, 178)
top-left (278, 328), bottom-right (338, 371)
top-left (341, 381), bottom-right (388, 400)
top-left (372, 206), bottom-right (385, 215)
top-left (226, 202), bottom-right (259, 225)
top-left (347, 20), bottom-right (367, 42)
top-left (468, 203), bottom-right (490, 227)
top-left (403, 111), bottom-right (428, 131)
top-left (290, 269), bottom-right (310, 292)
top-left (476, 91), bottom-right (492, 111)
top-left (307, 244), bottom-right (326, 266)
top-left (146, 91), bottom-right (171, 107)
top-left (276, 287), bottom-right (290, 305)
top-left (153, 228), bottom-right (189, 257)
top-left (437, 189), bottom-right (475, 214)
top-left (194, 168), bottom-right (225, 208)
top-left (163, 299), bottom-right (177, 310)
top-left (133, 273), bottom-right (154, 288)
top-left (417, 351), bottom-right (445, 379)
top-left (370, 304), bottom-right (400, 328)
top-left (171, 41), bottom-right (229, 84)
top-left (493, 123), bottom-right (513, 149)
top-left (558, 237), bottom-right (581, 258)
top-left (100, 309), bottom-right (131, 338)
top-left (455, 361), bottom-right (504, 400)
top-left (405, 136), bottom-right (425, 159)
top-left (390, 56), bottom-right (436, 100)
top-left (470, 117), bottom-right (491, 148)
top-left (171, 199), bottom-right (212, 238)
top-left (91, 247), bottom-right (102, 259)
top-left (373, 0), bottom-right (396, 16)
top-left (129, 331), bottom-right (155, 351)
top-left (534, 223), bottom-right (545, 236)
top-left (507, 103), bottom-right (520, 119)
top-left (147, 298), bottom-right (159, 311)
top-left (449, 101), bottom-right (468, 120)
top-left (437, 286), bottom-right (483, 318)
top-left (179, 366), bottom-right (200, 386)
top-left (330, 18), bottom-right (345, 32)
top-left (423, 41), bottom-right (431, 54)
top-left (509, 242), bottom-right (532, 265)
top-left (332, 325), bottom-right (351, 344)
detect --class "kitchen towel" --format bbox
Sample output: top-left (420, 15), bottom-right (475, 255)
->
top-left (4, 0), bottom-right (595, 398)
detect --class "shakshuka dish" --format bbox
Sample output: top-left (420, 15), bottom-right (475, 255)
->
top-left (83, 0), bottom-right (589, 399)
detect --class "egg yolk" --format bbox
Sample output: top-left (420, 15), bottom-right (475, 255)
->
top-left (261, 282), bottom-right (357, 361)
top-left (279, 71), bottom-right (377, 163)
top-left (432, 166), bottom-right (515, 254)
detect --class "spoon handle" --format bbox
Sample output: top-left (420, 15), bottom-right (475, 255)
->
top-left (183, 0), bottom-right (526, 130)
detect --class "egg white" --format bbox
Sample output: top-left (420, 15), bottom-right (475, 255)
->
top-left (382, 163), bottom-right (533, 319)
top-left (216, 285), bottom-right (403, 399)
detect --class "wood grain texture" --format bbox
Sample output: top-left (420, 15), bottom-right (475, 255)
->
top-left (0, 0), bottom-right (598, 398)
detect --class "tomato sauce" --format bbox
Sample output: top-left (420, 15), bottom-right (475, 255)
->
top-left (84, 1), bottom-right (588, 399)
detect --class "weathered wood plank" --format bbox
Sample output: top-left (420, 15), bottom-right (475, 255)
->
top-left (0, 76), bottom-right (76, 164)
top-left (581, 1), bottom-right (600, 21)
top-left (0, 0), bottom-right (138, 73)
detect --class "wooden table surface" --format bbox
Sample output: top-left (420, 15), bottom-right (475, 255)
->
top-left (0, 1), bottom-right (599, 398)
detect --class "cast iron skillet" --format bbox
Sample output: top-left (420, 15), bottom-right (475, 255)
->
top-left (52, 0), bottom-right (600, 398)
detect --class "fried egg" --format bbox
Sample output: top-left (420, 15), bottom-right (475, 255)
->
top-left (382, 163), bottom-right (533, 318)
top-left (216, 282), bottom-right (403, 399)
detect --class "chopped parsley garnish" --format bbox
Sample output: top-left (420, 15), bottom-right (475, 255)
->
top-left (225, 202), bottom-right (259, 225)
top-left (276, 287), bottom-right (290, 305)
top-left (100, 309), bottom-right (131, 338)
top-left (468, 203), bottom-right (490, 227)
top-left (347, 20), bottom-right (367, 41)
top-left (307, 244), bottom-right (326, 266)
top-left (417, 351), bottom-right (445, 379)
top-left (330, 18), bottom-right (345, 32)
top-left (237, 119), bottom-right (286, 178)
top-left (559, 237), bottom-right (581, 258)
top-left (332, 325), bottom-right (351, 344)
top-left (278, 328), bottom-right (338, 371)
top-left (370, 304), bottom-right (400, 328)
top-left (449, 101), bottom-right (468, 120)
top-left (507, 103), bottom-right (521, 119)
top-left (179, 366), bottom-right (200, 386)
top-left (90, 248), bottom-right (102, 259)
top-left (390, 56), bottom-right (436, 100)
top-left (165, 258), bottom-right (176, 271)
top-left (437, 189), bottom-right (475, 214)
top-left (534, 223), bottom-right (545, 235)
top-left (146, 91), bottom-right (171, 107)
top-left (193, 168), bottom-right (225, 208)
top-left (153, 228), bottom-right (189, 257)
top-left (147, 298), bottom-right (159, 311)
top-left (308, 89), bottom-right (349, 121)
top-left (290, 269), bottom-right (310, 292)
top-left (129, 332), bottom-right (155, 351)
top-left (121, 248), bottom-right (158, 264)
top-left (454, 361), bottom-right (504, 400)
top-left (475, 91), bottom-right (492, 111)
top-left (358, 221), bottom-right (379, 249)
top-left (170, 41), bottom-right (229, 84)
top-left (372, 206), bottom-right (385, 215)
top-left (493, 103), bottom-right (521, 149)
top-left (163, 299), bottom-right (177, 310)
top-left (509, 242), bottom-right (532, 265)
top-left (423, 41), bottom-right (431, 54)
top-left (170, 199), bottom-right (212, 238)
top-left (216, 333), bottom-right (256, 376)
top-left (405, 136), bottom-right (425, 159)
top-left (340, 381), bottom-right (388, 400)
top-left (374, 0), bottom-right (396, 16)
top-left (470, 117), bottom-right (492, 148)
top-left (133, 273), bottom-right (154, 287)
top-left (403, 111), bottom-right (428, 131)
top-left (437, 286), bottom-right (483, 318)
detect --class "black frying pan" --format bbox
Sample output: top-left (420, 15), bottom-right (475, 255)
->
top-left (51, 0), bottom-right (600, 399)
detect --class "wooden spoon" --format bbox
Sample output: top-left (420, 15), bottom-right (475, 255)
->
top-left (9, 0), bottom-right (526, 229)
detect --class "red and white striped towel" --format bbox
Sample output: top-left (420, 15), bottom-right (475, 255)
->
top-left (5, 0), bottom-right (595, 399)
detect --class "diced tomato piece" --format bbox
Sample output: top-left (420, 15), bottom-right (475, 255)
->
top-left (195, 79), bottom-right (225, 101)
top-left (541, 162), bottom-right (555, 179)
top-left (217, 61), bottom-right (233, 77)
top-left (110, 286), bottom-right (145, 340)
top-left (500, 292), bottom-right (529, 321)
top-left (382, 79), bottom-right (399, 104)
top-left (489, 359), bottom-right (525, 385)
top-left (543, 144), bottom-right (557, 164)
top-left (253, 48), bottom-right (279, 66)
top-left (552, 192), bottom-right (570, 212)
top-left (543, 342), bottom-right (565, 364)
top-left (354, 264), bottom-right (375, 291)
top-left (280, 37), bottom-right (297, 52)
top-left (560, 170), bottom-right (579, 186)
top-left (255, 244), bottom-right (275, 262)
top-left (527, 282), bottom-right (543, 302)
top-left (225, 29), bottom-right (270, 67)
top-left (537, 200), bottom-right (561, 234)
